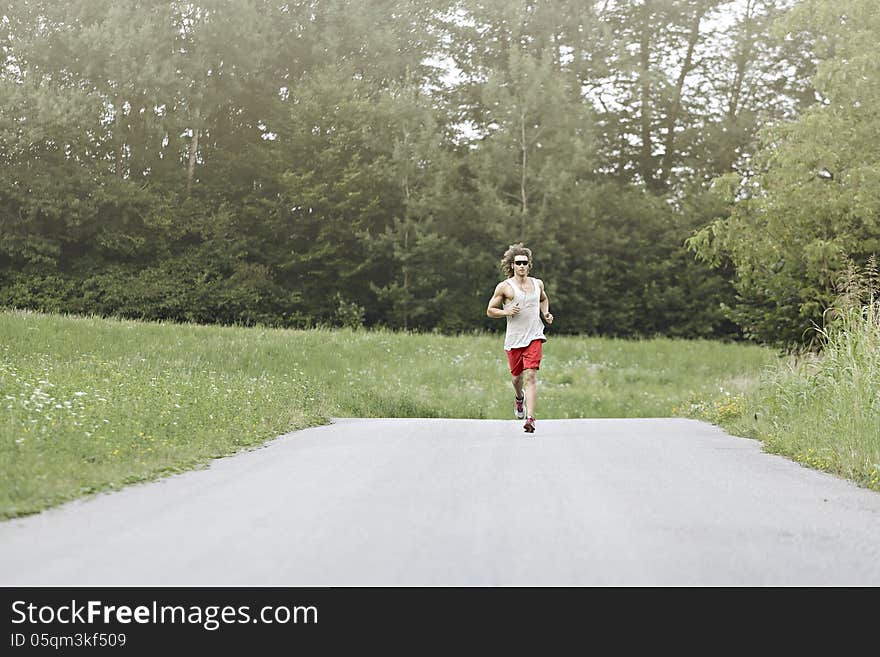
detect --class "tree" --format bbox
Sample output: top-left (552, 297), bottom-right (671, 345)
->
top-left (0, 0), bottom-right (822, 339)
top-left (688, 0), bottom-right (880, 346)
top-left (362, 81), bottom-right (460, 330)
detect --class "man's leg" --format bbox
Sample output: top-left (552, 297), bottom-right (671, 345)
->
top-left (522, 368), bottom-right (537, 419)
top-left (521, 341), bottom-right (542, 433)
top-left (511, 372), bottom-right (525, 419)
top-left (507, 348), bottom-right (526, 419)
top-left (511, 373), bottom-right (524, 399)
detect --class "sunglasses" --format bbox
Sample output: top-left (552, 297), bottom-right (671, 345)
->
top-left (513, 260), bottom-right (529, 266)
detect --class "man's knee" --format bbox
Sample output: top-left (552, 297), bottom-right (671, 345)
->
top-left (523, 368), bottom-right (537, 383)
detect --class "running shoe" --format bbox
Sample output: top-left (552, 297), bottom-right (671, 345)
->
top-left (514, 394), bottom-right (525, 420)
top-left (523, 416), bottom-right (536, 433)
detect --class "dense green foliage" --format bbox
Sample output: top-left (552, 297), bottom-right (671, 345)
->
top-left (688, 0), bottom-right (880, 346)
top-left (0, 1), bottom-right (835, 342)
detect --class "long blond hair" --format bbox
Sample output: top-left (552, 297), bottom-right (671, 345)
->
top-left (500, 243), bottom-right (533, 278)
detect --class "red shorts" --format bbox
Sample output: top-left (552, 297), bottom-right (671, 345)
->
top-left (506, 339), bottom-right (543, 376)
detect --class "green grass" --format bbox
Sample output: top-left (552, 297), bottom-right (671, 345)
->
top-left (699, 281), bottom-right (880, 493)
top-left (678, 265), bottom-right (880, 494)
top-left (1, 309), bottom-right (777, 517)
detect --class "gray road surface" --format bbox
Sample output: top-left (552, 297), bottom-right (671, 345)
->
top-left (1, 418), bottom-right (879, 586)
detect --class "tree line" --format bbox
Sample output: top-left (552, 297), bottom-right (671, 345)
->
top-left (2, 1), bottom-right (873, 346)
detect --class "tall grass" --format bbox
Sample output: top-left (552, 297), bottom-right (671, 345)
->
top-left (1, 309), bottom-right (776, 518)
top-left (0, 313), bottom-right (330, 518)
top-left (700, 262), bottom-right (880, 492)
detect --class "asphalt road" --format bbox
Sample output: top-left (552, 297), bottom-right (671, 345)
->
top-left (2, 418), bottom-right (879, 585)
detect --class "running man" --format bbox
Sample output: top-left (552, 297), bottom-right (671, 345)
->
top-left (486, 243), bottom-right (553, 433)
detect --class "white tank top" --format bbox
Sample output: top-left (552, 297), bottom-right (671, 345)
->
top-left (503, 276), bottom-right (546, 350)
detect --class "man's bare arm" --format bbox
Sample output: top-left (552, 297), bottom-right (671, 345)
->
top-left (539, 280), bottom-right (553, 324)
top-left (487, 282), bottom-right (518, 319)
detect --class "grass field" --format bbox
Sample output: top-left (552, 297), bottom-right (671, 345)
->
top-left (0, 308), bottom-right (792, 518)
top-left (697, 284), bottom-right (880, 494)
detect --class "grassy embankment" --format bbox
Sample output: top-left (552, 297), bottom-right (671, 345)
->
top-left (680, 272), bottom-right (880, 494)
top-left (0, 308), bottom-right (811, 518)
